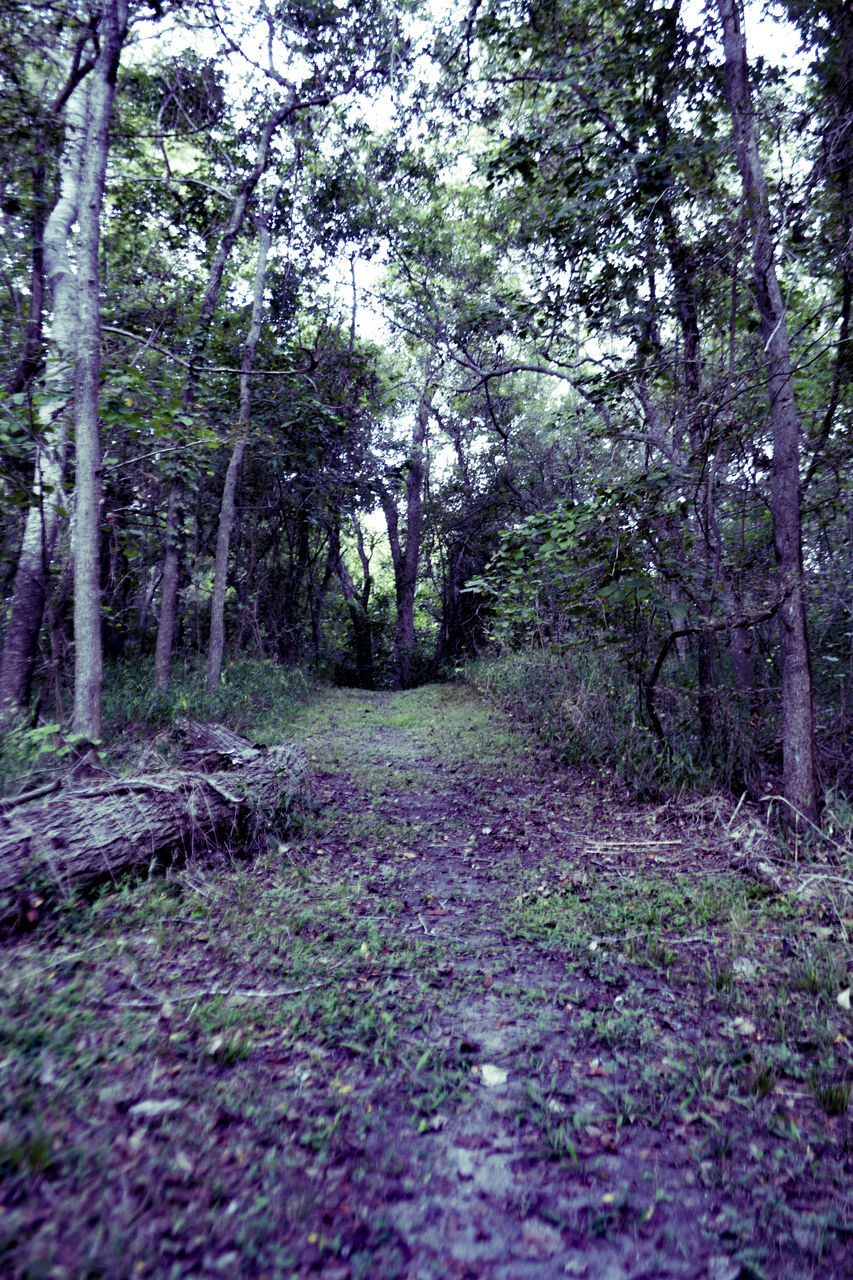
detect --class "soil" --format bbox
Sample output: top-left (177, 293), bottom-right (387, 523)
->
top-left (1, 683), bottom-right (851, 1279)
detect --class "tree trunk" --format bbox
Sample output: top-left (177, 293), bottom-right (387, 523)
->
top-left (717, 0), bottom-right (818, 823)
top-left (206, 190), bottom-right (277, 692)
top-left (335, 526), bottom-right (375, 688)
top-left (71, 0), bottom-right (128, 741)
top-left (0, 82), bottom-right (91, 720)
top-left (380, 385), bottom-right (432, 690)
top-left (0, 722), bottom-right (307, 908)
top-left (154, 108), bottom-right (292, 691)
top-left (153, 485), bottom-right (181, 691)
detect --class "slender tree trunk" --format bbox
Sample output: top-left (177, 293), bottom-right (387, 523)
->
top-left (380, 386), bottom-right (432, 690)
top-left (0, 82), bottom-right (91, 720)
top-left (71, 0), bottom-right (128, 741)
top-left (154, 108), bottom-right (292, 691)
top-left (335, 523), bottom-right (375, 688)
top-left (154, 487), bottom-right (181, 691)
top-left (206, 191), bottom-right (277, 691)
top-left (717, 0), bottom-right (817, 823)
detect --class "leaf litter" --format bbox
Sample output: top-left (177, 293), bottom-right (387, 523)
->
top-left (1, 683), bottom-right (851, 1278)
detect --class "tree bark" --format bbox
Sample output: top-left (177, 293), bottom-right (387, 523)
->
top-left (716, 0), bottom-right (818, 823)
top-left (0, 722), bottom-right (307, 906)
top-left (0, 81), bottom-right (91, 720)
top-left (71, 0), bottom-right (128, 740)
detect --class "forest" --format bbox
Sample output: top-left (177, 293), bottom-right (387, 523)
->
top-left (0, 0), bottom-right (851, 827)
top-left (4, 6), bottom-right (853, 1276)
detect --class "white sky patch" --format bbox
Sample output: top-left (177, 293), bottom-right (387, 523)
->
top-left (682, 0), bottom-right (808, 71)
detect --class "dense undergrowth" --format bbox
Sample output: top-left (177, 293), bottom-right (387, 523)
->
top-left (0, 659), bottom-right (312, 797)
top-left (466, 646), bottom-right (850, 822)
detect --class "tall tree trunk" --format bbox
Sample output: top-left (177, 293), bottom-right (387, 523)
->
top-left (717, 0), bottom-right (817, 823)
top-left (206, 190), bottom-right (277, 692)
top-left (153, 107), bottom-right (294, 692)
top-left (0, 81), bottom-right (91, 720)
top-left (71, 0), bottom-right (128, 741)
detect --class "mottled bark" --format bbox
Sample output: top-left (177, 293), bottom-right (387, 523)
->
top-left (71, 0), bottom-right (128, 740)
top-left (717, 0), bottom-right (817, 822)
top-left (0, 82), bottom-right (90, 719)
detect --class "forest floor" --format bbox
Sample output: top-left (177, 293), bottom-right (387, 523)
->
top-left (1, 682), bottom-right (852, 1279)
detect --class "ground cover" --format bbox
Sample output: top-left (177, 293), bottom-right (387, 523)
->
top-left (1, 683), bottom-right (851, 1278)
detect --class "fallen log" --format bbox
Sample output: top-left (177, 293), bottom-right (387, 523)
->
top-left (0, 721), bottom-right (308, 905)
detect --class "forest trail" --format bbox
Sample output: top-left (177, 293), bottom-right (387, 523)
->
top-left (283, 684), bottom-right (851, 1279)
top-left (1, 684), bottom-right (850, 1279)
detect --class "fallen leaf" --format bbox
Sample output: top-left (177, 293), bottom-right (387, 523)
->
top-left (129, 1099), bottom-right (183, 1119)
top-left (479, 1063), bottom-right (509, 1087)
top-left (727, 1016), bottom-right (756, 1036)
top-left (707, 1257), bottom-right (741, 1280)
top-left (837, 987), bottom-right (851, 1010)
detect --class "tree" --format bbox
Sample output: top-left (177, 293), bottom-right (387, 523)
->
top-left (0, 39), bottom-right (95, 720)
top-left (377, 373), bottom-right (434, 688)
top-left (152, 100), bottom-right (296, 691)
top-left (716, 0), bottom-right (817, 822)
top-left (206, 179), bottom-right (281, 691)
top-left (71, 0), bottom-right (130, 741)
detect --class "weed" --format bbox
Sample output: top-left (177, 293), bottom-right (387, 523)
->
top-left (750, 1065), bottom-right (778, 1099)
top-left (791, 946), bottom-right (847, 1000)
top-left (702, 959), bottom-right (733, 992)
top-left (102, 657), bottom-right (310, 738)
top-left (206, 1031), bottom-right (252, 1065)
top-left (0, 1127), bottom-right (54, 1178)
top-left (524, 1084), bottom-right (585, 1163)
top-left (643, 929), bottom-right (677, 970)
top-left (809, 1071), bottom-right (850, 1117)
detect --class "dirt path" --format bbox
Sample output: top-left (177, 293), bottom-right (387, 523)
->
top-left (287, 685), bottom-right (851, 1280)
top-left (1, 684), bottom-right (850, 1279)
